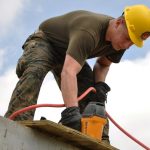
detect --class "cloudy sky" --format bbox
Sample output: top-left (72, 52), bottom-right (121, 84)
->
top-left (0, 0), bottom-right (150, 150)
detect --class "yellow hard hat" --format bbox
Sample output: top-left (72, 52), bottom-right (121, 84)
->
top-left (124, 4), bottom-right (150, 47)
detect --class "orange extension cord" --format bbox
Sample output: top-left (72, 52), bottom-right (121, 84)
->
top-left (8, 87), bottom-right (150, 150)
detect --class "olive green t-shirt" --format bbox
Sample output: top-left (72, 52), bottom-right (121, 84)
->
top-left (39, 10), bottom-right (126, 66)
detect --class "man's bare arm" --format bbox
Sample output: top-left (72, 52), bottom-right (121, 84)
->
top-left (61, 54), bottom-right (82, 107)
top-left (93, 57), bottom-right (112, 82)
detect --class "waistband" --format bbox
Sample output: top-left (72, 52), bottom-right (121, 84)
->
top-left (22, 29), bottom-right (49, 49)
top-left (33, 29), bottom-right (48, 40)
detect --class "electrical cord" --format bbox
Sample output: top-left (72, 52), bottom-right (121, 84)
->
top-left (8, 87), bottom-right (150, 150)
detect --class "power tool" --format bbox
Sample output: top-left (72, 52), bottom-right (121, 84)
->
top-left (81, 102), bottom-right (107, 140)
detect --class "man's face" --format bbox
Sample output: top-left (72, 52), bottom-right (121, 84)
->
top-left (111, 18), bottom-right (133, 50)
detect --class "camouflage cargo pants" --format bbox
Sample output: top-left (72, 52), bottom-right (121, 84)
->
top-left (4, 34), bottom-right (109, 141)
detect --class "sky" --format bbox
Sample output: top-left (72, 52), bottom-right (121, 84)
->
top-left (0, 0), bottom-right (150, 150)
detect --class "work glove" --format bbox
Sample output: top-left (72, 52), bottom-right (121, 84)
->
top-left (94, 81), bottom-right (111, 104)
top-left (59, 106), bottom-right (82, 131)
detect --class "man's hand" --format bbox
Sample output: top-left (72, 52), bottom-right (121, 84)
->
top-left (94, 81), bottom-right (111, 104)
top-left (59, 106), bottom-right (82, 131)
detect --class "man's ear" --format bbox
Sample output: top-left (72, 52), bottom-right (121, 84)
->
top-left (141, 32), bottom-right (150, 40)
top-left (115, 18), bottom-right (124, 28)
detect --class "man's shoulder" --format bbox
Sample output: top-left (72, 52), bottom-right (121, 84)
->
top-left (67, 10), bottom-right (113, 19)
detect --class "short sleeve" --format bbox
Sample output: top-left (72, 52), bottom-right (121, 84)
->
top-left (106, 49), bottom-right (126, 63)
top-left (66, 30), bottom-right (95, 66)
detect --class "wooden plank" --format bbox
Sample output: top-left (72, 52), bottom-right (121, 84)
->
top-left (20, 120), bottom-right (119, 150)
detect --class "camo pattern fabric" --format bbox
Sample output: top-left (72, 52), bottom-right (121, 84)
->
top-left (4, 34), bottom-right (56, 120)
top-left (4, 33), bottom-right (95, 120)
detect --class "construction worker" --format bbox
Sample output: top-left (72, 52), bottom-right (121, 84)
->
top-left (4, 4), bottom-right (150, 143)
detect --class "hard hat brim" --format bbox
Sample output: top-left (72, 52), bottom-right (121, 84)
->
top-left (128, 28), bottom-right (143, 47)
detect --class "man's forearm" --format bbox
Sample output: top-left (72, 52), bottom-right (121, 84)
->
top-left (93, 57), bottom-right (112, 83)
top-left (93, 62), bottom-right (110, 83)
top-left (61, 72), bottom-right (78, 107)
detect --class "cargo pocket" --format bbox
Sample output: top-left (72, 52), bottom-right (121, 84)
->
top-left (16, 56), bottom-right (26, 78)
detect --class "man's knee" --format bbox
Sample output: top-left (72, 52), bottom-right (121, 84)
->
top-left (77, 62), bottom-right (94, 93)
top-left (77, 62), bottom-right (95, 113)
top-left (18, 63), bottom-right (49, 80)
top-left (77, 62), bottom-right (94, 83)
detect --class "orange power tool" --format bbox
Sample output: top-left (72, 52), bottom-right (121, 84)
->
top-left (81, 102), bottom-right (107, 141)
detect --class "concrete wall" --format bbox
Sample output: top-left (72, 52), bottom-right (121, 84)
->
top-left (0, 116), bottom-right (80, 150)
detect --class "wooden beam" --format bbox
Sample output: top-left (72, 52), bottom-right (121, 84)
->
top-left (20, 120), bottom-right (119, 150)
